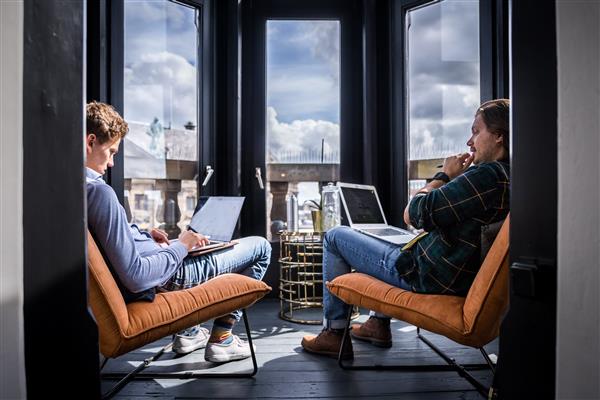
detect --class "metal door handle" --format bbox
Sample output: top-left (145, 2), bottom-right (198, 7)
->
top-left (202, 165), bottom-right (214, 186)
top-left (255, 167), bottom-right (265, 190)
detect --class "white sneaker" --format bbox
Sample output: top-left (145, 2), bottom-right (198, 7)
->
top-left (204, 335), bottom-right (255, 363)
top-left (172, 327), bottom-right (210, 355)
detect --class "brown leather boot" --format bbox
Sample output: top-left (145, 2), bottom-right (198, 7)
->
top-left (350, 316), bottom-right (392, 348)
top-left (301, 328), bottom-right (354, 359)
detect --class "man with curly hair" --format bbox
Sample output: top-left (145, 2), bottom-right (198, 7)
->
top-left (85, 101), bottom-right (271, 362)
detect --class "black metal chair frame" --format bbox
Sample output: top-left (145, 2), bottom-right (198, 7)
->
top-left (337, 308), bottom-right (497, 399)
top-left (100, 309), bottom-right (258, 399)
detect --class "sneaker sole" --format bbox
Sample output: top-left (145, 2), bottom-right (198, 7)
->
top-left (350, 331), bottom-right (392, 348)
top-left (172, 342), bottom-right (208, 355)
top-left (205, 352), bottom-right (252, 363)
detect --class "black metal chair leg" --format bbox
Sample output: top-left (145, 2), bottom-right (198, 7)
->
top-left (417, 330), bottom-right (490, 397)
top-left (101, 308), bottom-right (259, 399)
top-left (479, 347), bottom-right (496, 374)
top-left (101, 342), bottom-right (171, 399)
top-left (337, 305), bottom-right (355, 367)
top-left (336, 308), bottom-right (494, 397)
top-left (242, 308), bottom-right (259, 377)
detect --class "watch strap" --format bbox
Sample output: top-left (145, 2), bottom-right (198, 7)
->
top-left (432, 171), bottom-right (450, 183)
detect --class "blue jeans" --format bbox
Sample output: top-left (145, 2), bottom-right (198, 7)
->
top-left (323, 226), bottom-right (411, 329)
top-left (159, 236), bottom-right (271, 334)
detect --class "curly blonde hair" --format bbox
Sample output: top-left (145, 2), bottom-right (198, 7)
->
top-left (86, 101), bottom-right (129, 144)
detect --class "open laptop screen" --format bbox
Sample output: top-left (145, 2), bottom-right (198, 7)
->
top-left (188, 196), bottom-right (245, 242)
top-left (340, 186), bottom-right (385, 224)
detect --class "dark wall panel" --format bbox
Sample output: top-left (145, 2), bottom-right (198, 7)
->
top-left (495, 0), bottom-right (557, 398)
top-left (23, 1), bottom-right (100, 397)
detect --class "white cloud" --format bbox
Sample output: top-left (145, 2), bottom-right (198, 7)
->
top-left (406, 0), bottom-right (481, 160)
top-left (267, 69), bottom-right (339, 122)
top-left (266, 107), bottom-right (340, 162)
top-left (290, 21), bottom-right (340, 83)
top-left (124, 51), bottom-right (196, 129)
top-left (125, 0), bottom-right (197, 65)
top-left (267, 20), bottom-right (340, 123)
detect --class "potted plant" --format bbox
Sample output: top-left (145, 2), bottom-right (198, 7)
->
top-left (304, 199), bottom-right (323, 232)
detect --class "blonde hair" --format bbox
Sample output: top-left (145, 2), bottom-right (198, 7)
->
top-left (86, 101), bottom-right (128, 143)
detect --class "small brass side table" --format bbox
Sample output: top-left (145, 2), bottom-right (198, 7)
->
top-left (279, 231), bottom-right (358, 324)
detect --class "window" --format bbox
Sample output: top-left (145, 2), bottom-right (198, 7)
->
top-left (265, 20), bottom-right (341, 239)
top-left (123, 0), bottom-right (200, 237)
top-left (406, 0), bottom-right (480, 198)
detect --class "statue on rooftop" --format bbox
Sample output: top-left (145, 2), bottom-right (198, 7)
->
top-left (146, 117), bottom-right (165, 159)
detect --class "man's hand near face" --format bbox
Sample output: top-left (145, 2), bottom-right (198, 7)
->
top-left (443, 152), bottom-right (474, 180)
top-left (403, 152), bottom-right (474, 226)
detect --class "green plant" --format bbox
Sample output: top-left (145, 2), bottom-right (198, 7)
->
top-left (304, 199), bottom-right (322, 210)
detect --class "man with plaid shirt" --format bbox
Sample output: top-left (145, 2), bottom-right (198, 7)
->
top-left (302, 99), bottom-right (510, 358)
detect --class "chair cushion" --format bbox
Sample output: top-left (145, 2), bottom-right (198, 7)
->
top-left (96, 273), bottom-right (271, 358)
top-left (326, 274), bottom-right (478, 345)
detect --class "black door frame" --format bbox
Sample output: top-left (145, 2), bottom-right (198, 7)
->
top-left (23, 1), bottom-right (100, 397)
top-left (240, 0), bottom-right (364, 237)
top-left (495, 1), bottom-right (558, 398)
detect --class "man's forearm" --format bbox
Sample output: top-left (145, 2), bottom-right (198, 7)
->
top-left (403, 179), bottom-right (446, 225)
top-left (416, 179), bottom-right (446, 195)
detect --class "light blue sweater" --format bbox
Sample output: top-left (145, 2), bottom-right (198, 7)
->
top-left (86, 168), bottom-right (188, 293)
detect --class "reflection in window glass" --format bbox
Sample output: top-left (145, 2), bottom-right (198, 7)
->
top-left (406, 0), bottom-right (480, 198)
top-left (123, 0), bottom-right (199, 237)
top-left (265, 20), bottom-right (340, 239)
top-left (407, 0), bottom-right (479, 160)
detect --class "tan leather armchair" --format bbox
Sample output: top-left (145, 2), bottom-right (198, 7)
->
top-left (87, 232), bottom-right (271, 398)
top-left (327, 215), bottom-right (510, 396)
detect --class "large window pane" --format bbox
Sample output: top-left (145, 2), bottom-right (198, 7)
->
top-left (406, 0), bottom-right (480, 198)
top-left (123, 0), bottom-right (199, 238)
top-left (266, 20), bottom-right (340, 239)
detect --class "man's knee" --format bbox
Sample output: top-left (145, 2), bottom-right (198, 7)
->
top-left (249, 236), bottom-right (272, 264)
top-left (259, 237), bottom-right (272, 261)
top-left (323, 225), bottom-right (351, 252)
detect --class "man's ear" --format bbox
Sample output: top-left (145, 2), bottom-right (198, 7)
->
top-left (86, 133), bottom-right (96, 154)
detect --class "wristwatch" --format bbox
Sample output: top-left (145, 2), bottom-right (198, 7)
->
top-left (432, 171), bottom-right (450, 183)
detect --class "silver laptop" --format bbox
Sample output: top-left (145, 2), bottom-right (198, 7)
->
top-left (337, 182), bottom-right (416, 245)
top-left (188, 196), bottom-right (245, 242)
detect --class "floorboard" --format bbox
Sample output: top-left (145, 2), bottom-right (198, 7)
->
top-left (102, 299), bottom-right (496, 399)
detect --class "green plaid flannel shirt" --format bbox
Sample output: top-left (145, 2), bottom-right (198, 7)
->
top-left (400, 160), bottom-right (510, 296)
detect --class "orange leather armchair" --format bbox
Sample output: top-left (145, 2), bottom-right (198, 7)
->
top-left (87, 232), bottom-right (271, 398)
top-left (327, 216), bottom-right (510, 396)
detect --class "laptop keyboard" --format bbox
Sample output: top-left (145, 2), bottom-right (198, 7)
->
top-left (362, 228), bottom-right (407, 236)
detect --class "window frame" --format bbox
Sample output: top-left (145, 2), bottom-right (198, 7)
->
top-left (88, 0), bottom-right (215, 206)
top-left (240, 0), bottom-right (364, 237)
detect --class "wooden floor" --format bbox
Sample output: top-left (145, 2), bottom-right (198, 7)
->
top-left (102, 299), bottom-right (497, 399)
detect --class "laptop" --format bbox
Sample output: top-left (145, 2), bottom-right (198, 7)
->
top-left (188, 196), bottom-right (245, 242)
top-left (168, 196), bottom-right (245, 253)
top-left (337, 182), bottom-right (416, 245)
